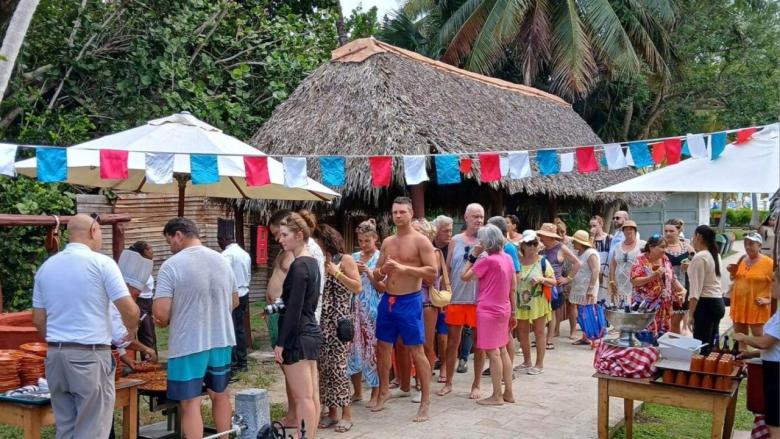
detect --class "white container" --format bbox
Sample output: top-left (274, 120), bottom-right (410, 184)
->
top-left (657, 332), bottom-right (704, 362)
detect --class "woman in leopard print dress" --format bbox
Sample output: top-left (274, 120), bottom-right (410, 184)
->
top-left (316, 224), bottom-right (362, 433)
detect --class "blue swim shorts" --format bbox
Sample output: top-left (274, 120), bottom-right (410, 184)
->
top-left (436, 310), bottom-right (448, 335)
top-left (167, 346), bottom-right (232, 401)
top-left (376, 291), bottom-right (424, 346)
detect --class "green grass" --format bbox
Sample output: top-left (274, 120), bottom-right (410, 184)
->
top-left (612, 382), bottom-right (753, 439)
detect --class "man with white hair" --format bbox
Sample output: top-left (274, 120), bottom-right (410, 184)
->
top-left (432, 215), bottom-right (454, 260)
top-left (438, 203), bottom-right (485, 399)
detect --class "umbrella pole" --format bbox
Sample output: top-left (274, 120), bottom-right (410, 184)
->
top-left (176, 175), bottom-right (188, 217)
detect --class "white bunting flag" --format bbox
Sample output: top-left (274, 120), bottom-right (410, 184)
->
top-left (604, 143), bottom-right (628, 170)
top-left (686, 134), bottom-right (708, 159)
top-left (560, 152), bottom-right (575, 173)
top-left (403, 155), bottom-right (429, 185)
top-left (283, 157), bottom-right (308, 188)
top-left (499, 155), bottom-right (509, 177)
top-left (508, 151), bottom-right (531, 179)
top-left (0, 143), bottom-right (17, 177)
top-left (145, 153), bottom-right (174, 184)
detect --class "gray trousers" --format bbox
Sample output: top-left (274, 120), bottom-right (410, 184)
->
top-left (45, 347), bottom-right (115, 439)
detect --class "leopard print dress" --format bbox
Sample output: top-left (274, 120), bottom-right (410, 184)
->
top-left (318, 269), bottom-right (352, 408)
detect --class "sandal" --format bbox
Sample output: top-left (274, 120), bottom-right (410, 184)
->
top-left (531, 340), bottom-right (537, 348)
top-left (335, 420), bottom-right (353, 433)
top-left (437, 375), bottom-right (447, 383)
top-left (318, 417), bottom-right (338, 429)
top-left (527, 367), bottom-right (544, 375)
top-left (546, 343), bottom-right (555, 350)
top-left (572, 339), bottom-right (590, 346)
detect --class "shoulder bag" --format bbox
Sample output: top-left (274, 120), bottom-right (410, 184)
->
top-left (430, 249), bottom-right (452, 307)
top-left (332, 254), bottom-right (355, 343)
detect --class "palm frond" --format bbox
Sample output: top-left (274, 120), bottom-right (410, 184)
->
top-left (620, 5), bottom-right (671, 79)
top-left (402, 0), bottom-right (436, 18)
top-left (627, 0), bottom-right (677, 28)
top-left (515, 0), bottom-right (552, 84)
top-left (464, 0), bottom-right (530, 74)
top-left (549, 0), bottom-right (598, 100)
top-left (582, 0), bottom-right (640, 75)
top-left (377, 9), bottom-right (428, 53)
top-left (438, 0), bottom-right (492, 65)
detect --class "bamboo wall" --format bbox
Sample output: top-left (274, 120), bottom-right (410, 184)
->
top-left (76, 193), bottom-right (270, 304)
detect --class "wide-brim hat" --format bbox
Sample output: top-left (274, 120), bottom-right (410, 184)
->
top-left (622, 220), bottom-right (638, 230)
top-left (537, 223), bottom-right (561, 239)
top-left (571, 230), bottom-right (592, 247)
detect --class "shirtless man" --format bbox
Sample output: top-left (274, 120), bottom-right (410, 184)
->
top-left (438, 203), bottom-right (486, 399)
top-left (371, 197), bottom-right (437, 422)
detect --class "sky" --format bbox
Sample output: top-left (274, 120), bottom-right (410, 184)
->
top-left (341, 0), bottom-right (400, 20)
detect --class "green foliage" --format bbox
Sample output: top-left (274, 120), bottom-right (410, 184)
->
top-left (710, 208), bottom-right (768, 228)
top-left (345, 5), bottom-right (379, 39)
top-left (0, 176), bottom-right (74, 311)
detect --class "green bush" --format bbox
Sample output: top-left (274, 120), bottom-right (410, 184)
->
top-left (710, 208), bottom-right (768, 227)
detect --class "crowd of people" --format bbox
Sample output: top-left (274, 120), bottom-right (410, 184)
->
top-left (266, 202), bottom-right (780, 436)
top-left (27, 203), bottom-right (780, 438)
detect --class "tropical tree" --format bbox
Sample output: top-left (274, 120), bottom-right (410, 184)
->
top-left (0, 0), bottom-right (40, 104)
top-left (380, 0), bottom-right (677, 101)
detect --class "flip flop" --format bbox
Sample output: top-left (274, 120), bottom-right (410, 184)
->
top-left (335, 420), bottom-right (353, 433)
top-left (437, 375), bottom-right (447, 383)
top-left (546, 343), bottom-right (555, 350)
top-left (318, 417), bottom-right (339, 429)
top-left (531, 341), bottom-right (537, 348)
top-left (572, 339), bottom-right (590, 346)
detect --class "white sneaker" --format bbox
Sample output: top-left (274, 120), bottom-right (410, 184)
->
top-left (412, 392), bottom-right (422, 403)
top-left (391, 389), bottom-right (411, 398)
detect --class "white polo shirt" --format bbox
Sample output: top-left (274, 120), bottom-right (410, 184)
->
top-left (222, 243), bottom-right (251, 298)
top-left (32, 243), bottom-right (130, 345)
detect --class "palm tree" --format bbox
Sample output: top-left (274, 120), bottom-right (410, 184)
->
top-left (380, 0), bottom-right (676, 101)
top-left (0, 0), bottom-right (40, 104)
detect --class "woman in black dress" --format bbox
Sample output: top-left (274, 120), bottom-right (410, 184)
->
top-left (274, 212), bottom-right (323, 438)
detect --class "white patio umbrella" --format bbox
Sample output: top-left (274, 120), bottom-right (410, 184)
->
top-left (15, 112), bottom-right (340, 216)
top-left (598, 123), bottom-right (780, 194)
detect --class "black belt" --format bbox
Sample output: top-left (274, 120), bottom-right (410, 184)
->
top-left (47, 342), bottom-right (111, 350)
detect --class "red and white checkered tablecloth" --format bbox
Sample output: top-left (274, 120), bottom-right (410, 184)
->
top-left (593, 342), bottom-right (660, 379)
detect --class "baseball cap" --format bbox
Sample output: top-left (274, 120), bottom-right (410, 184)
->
top-left (521, 230), bottom-right (538, 243)
top-left (744, 232), bottom-right (763, 244)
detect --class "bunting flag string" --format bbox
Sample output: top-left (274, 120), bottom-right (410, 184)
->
top-left (0, 123), bottom-right (769, 189)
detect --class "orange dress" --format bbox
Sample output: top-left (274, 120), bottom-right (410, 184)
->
top-left (730, 255), bottom-right (774, 324)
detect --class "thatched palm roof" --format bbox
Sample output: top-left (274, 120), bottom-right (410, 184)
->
top-left (250, 38), bottom-right (657, 206)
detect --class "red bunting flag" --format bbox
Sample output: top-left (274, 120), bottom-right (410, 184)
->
top-left (663, 138), bottom-right (682, 164)
top-left (368, 156), bottom-right (392, 187)
top-left (244, 156), bottom-right (270, 186)
top-left (459, 157), bottom-right (473, 175)
top-left (478, 153), bottom-right (501, 182)
top-left (99, 149), bottom-right (128, 179)
top-left (651, 142), bottom-right (666, 165)
top-left (736, 127), bottom-right (757, 144)
top-left (575, 146), bottom-right (598, 173)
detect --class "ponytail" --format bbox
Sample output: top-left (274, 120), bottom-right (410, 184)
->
top-left (694, 225), bottom-right (720, 277)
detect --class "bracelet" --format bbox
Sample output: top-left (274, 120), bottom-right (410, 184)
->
top-left (468, 254), bottom-right (477, 264)
top-left (335, 271), bottom-right (342, 280)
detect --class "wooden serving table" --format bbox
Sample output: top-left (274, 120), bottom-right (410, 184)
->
top-left (0, 378), bottom-right (143, 439)
top-left (595, 373), bottom-right (740, 439)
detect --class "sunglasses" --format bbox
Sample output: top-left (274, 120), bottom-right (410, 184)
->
top-left (463, 246), bottom-right (471, 261)
top-left (613, 217), bottom-right (621, 220)
top-left (524, 241), bottom-right (539, 247)
top-left (90, 212), bottom-right (101, 229)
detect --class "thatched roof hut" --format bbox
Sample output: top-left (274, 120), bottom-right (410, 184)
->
top-left (248, 38), bottom-right (657, 221)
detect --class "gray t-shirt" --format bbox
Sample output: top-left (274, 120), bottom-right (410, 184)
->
top-left (155, 245), bottom-right (237, 359)
top-left (449, 234), bottom-right (478, 304)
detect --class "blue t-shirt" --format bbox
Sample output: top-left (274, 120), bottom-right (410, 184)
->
top-left (504, 242), bottom-right (521, 273)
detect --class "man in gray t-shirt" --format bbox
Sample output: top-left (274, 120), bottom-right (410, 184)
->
top-left (153, 217), bottom-right (238, 438)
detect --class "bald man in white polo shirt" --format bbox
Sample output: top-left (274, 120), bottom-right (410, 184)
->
top-left (32, 214), bottom-right (139, 438)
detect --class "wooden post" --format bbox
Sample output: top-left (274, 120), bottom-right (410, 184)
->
top-left (112, 222), bottom-right (125, 261)
top-left (410, 183), bottom-right (426, 218)
top-left (176, 175), bottom-right (187, 218)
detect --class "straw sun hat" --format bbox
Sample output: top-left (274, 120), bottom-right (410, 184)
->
top-left (571, 230), bottom-right (592, 248)
top-left (537, 223), bottom-right (561, 239)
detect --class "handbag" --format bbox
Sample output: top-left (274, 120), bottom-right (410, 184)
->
top-left (430, 249), bottom-right (452, 307)
top-left (332, 255), bottom-right (354, 343)
top-left (539, 257), bottom-right (559, 303)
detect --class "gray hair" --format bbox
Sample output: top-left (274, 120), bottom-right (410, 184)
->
top-left (477, 224), bottom-right (505, 254)
top-left (465, 203), bottom-right (484, 216)
top-left (433, 215), bottom-right (453, 229)
top-left (487, 216), bottom-right (508, 236)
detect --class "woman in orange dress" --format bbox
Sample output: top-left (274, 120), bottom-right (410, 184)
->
top-left (729, 232), bottom-right (774, 351)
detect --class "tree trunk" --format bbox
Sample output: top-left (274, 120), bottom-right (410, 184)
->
top-left (718, 192), bottom-right (728, 232)
top-left (751, 193), bottom-right (760, 228)
top-left (335, 0), bottom-right (348, 47)
top-left (621, 96), bottom-right (634, 140)
top-left (0, 0), bottom-right (40, 106)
